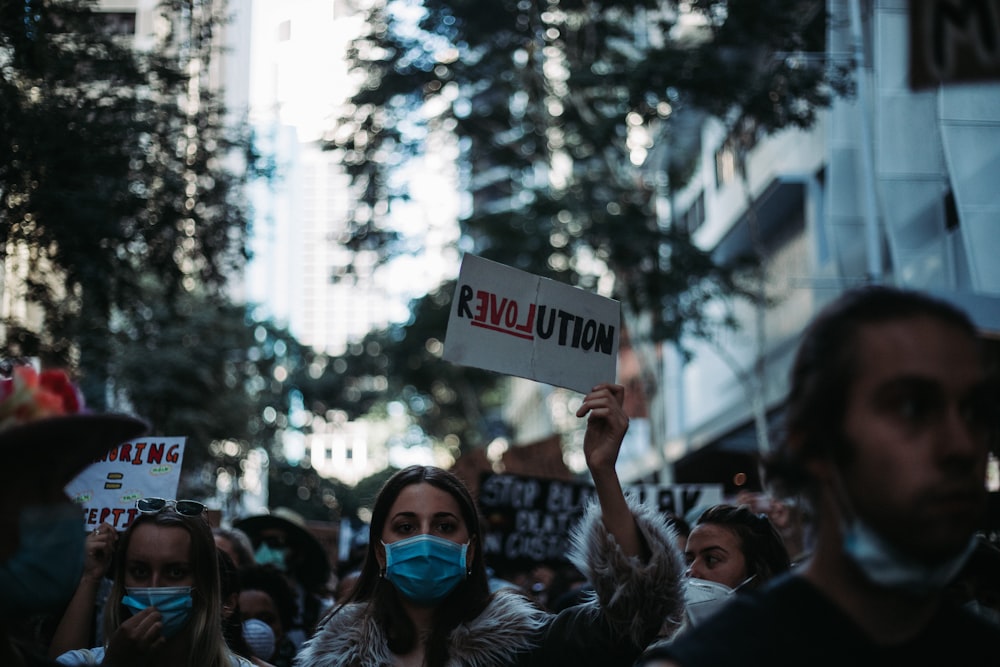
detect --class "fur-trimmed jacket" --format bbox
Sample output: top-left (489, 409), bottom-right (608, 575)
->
top-left (294, 497), bottom-right (685, 667)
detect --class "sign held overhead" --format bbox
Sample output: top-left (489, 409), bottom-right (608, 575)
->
top-left (443, 254), bottom-right (620, 393)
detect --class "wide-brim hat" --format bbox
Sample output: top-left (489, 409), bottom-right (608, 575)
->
top-left (235, 508), bottom-right (331, 588)
top-left (1, 413), bottom-right (150, 487)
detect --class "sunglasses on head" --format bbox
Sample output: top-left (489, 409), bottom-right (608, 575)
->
top-left (136, 497), bottom-right (206, 517)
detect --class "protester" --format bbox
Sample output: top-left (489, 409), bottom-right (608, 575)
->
top-left (636, 285), bottom-right (1000, 665)
top-left (677, 503), bottom-right (790, 628)
top-left (54, 498), bottom-right (256, 666)
top-left (239, 565), bottom-right (300, 667)
top-left (0, 363), bottom-right (148, 667)
top-left (219, 550), bottom-right (278, 667)
top-left (215, 526), bottom-right (258, 570)
top-left (235, 508), bottom-right (334, 647)
top-left (294, 383), bottom-right (685, 667)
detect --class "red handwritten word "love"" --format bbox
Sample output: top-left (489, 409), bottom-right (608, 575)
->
top-left (455, 285), bottom-right (615, 355)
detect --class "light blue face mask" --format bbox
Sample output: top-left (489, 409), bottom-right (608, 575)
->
top-left (842, 516), bottom-right (976, 597)
top-left (254, 542), bottom-right (288, 571)
top-left (383, 534), bottom-right (469, 606)
top-left (0, 503), bottom-right (86, 616)
top-left (122, 586), bottom-right (194, 638)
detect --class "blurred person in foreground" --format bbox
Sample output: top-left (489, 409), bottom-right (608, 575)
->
top-left (0, 363), bottom-right (148, 666)
top-left (295, 383), bottom-right (686, 667)
top-left (637, 285), bottom-right (1000, 666)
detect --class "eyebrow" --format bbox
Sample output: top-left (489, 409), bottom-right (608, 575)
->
top-left (390, 510), bottom-right (459, 521)
top-left (873, 375), bottom-right (991, 400)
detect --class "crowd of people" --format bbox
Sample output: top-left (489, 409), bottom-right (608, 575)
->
top-left (2, 284), bottom-right (999, 666)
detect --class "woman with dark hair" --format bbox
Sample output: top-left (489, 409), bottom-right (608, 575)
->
top-left (686, 505), bottom-right (791, 590)
top-left (295, 383), bottom-right (686, 667)
top-left (55, 500), bottom-right (255, 667)
top-left (678, 504), bottom-right (791, 629)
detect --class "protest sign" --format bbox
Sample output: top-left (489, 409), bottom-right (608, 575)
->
top-left (443, 254), bottom-right (620, 393)
top-left (65, 436), bottom-right (186, 531)
top-left (478, 471), bottom-right (724, 569)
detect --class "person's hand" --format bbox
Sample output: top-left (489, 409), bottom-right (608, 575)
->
top-left (102, 606), bottom-right (166, 664)
top-left (577, 383), bottom-right (629, 474)
top-left (83, 523), bottom-right (117, 582)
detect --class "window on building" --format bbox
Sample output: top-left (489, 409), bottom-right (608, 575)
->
top-left (715, 144), bottom-right (738, 189)
top-left (678, 191), bottom-right (706, 234)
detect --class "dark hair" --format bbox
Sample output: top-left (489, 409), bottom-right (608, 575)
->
top-left (332, 465), bottom-right (491, 666)
top-left (239, 564), bottom-right (298, 635)
top-left (217, 549), bottom-right (256, 661)
top-left (213, 526), bottom-right (256, 569)
top-left (693, 504), bottom-right (791, 589)
top-left (763, 285), bottom-right (982, 497)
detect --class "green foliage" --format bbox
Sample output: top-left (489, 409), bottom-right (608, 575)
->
top-left (330, 2), bottom-right (847, 339)
top-left (1, 0), bottom-right (278, 500)
top-left (1, 0), bottom-right (261, 405)
top-left (319, 0), bottom-right (848, 447)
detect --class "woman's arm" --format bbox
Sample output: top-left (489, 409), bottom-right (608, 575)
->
top-left (576, 383), bottom-right (646, 559)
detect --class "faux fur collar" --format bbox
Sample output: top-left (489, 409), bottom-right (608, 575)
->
top-left (294, 589), bottom-right (550, 667)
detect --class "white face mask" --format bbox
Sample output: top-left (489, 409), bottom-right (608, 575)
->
top-left (682, 578), bottom-right (735, 625)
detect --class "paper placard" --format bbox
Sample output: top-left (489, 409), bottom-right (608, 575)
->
top-left (65, 436), bottom-right (187, 531)
top-left (444, 254), bottom-right (619, 393)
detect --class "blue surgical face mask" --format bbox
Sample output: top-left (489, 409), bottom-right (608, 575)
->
top-left (842, 516), bottom-right (976, 597)
top-left (0, 503), bottom-right (86, 617)
top-left (382, 534), bottom-right (468, 606)
top-left (122, 586), bottom-right (194, 637)
top-left (254, 542), bottom-right (288, 571)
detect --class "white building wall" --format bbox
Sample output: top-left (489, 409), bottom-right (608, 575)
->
top-left (658, 0), bottom-right (1000, 483)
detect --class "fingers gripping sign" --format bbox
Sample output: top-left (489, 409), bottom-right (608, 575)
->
top-left (577, 383), bottom-right (629, 472)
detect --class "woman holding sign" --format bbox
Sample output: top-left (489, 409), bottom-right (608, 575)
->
top-left (294, 383), bottom-right (685, 667)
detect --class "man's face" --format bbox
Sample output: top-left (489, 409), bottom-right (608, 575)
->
top-left (839, 316), bottom-right (992, 562)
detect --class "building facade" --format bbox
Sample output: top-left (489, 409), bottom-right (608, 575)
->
top-left (656, 0), bottom-right (1000, 495)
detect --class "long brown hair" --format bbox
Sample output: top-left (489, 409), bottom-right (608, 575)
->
top-left (326, 465), bottom-right (492, 666)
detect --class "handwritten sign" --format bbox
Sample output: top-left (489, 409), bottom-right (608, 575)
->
top-left (478, 472), bottom-right (724, 568)
top-left (444, 254), bottom-right (620, 393)
top-left (65, 436), bottom-right (186, 531)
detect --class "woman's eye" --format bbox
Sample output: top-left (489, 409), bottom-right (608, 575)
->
top-left (435, 521), bottom-right (456, 534)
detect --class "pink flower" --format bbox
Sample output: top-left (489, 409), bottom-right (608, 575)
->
top-left (0, 365), bottom-right (86, 430)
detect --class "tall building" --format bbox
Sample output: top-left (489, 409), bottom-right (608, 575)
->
top-left (245, 0), bottom-right (462, 483)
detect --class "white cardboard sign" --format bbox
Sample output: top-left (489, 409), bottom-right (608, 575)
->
top-left (443, 255), bottom-right (620, 393)
top-left (65, 436), bottom-right (187, 531)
